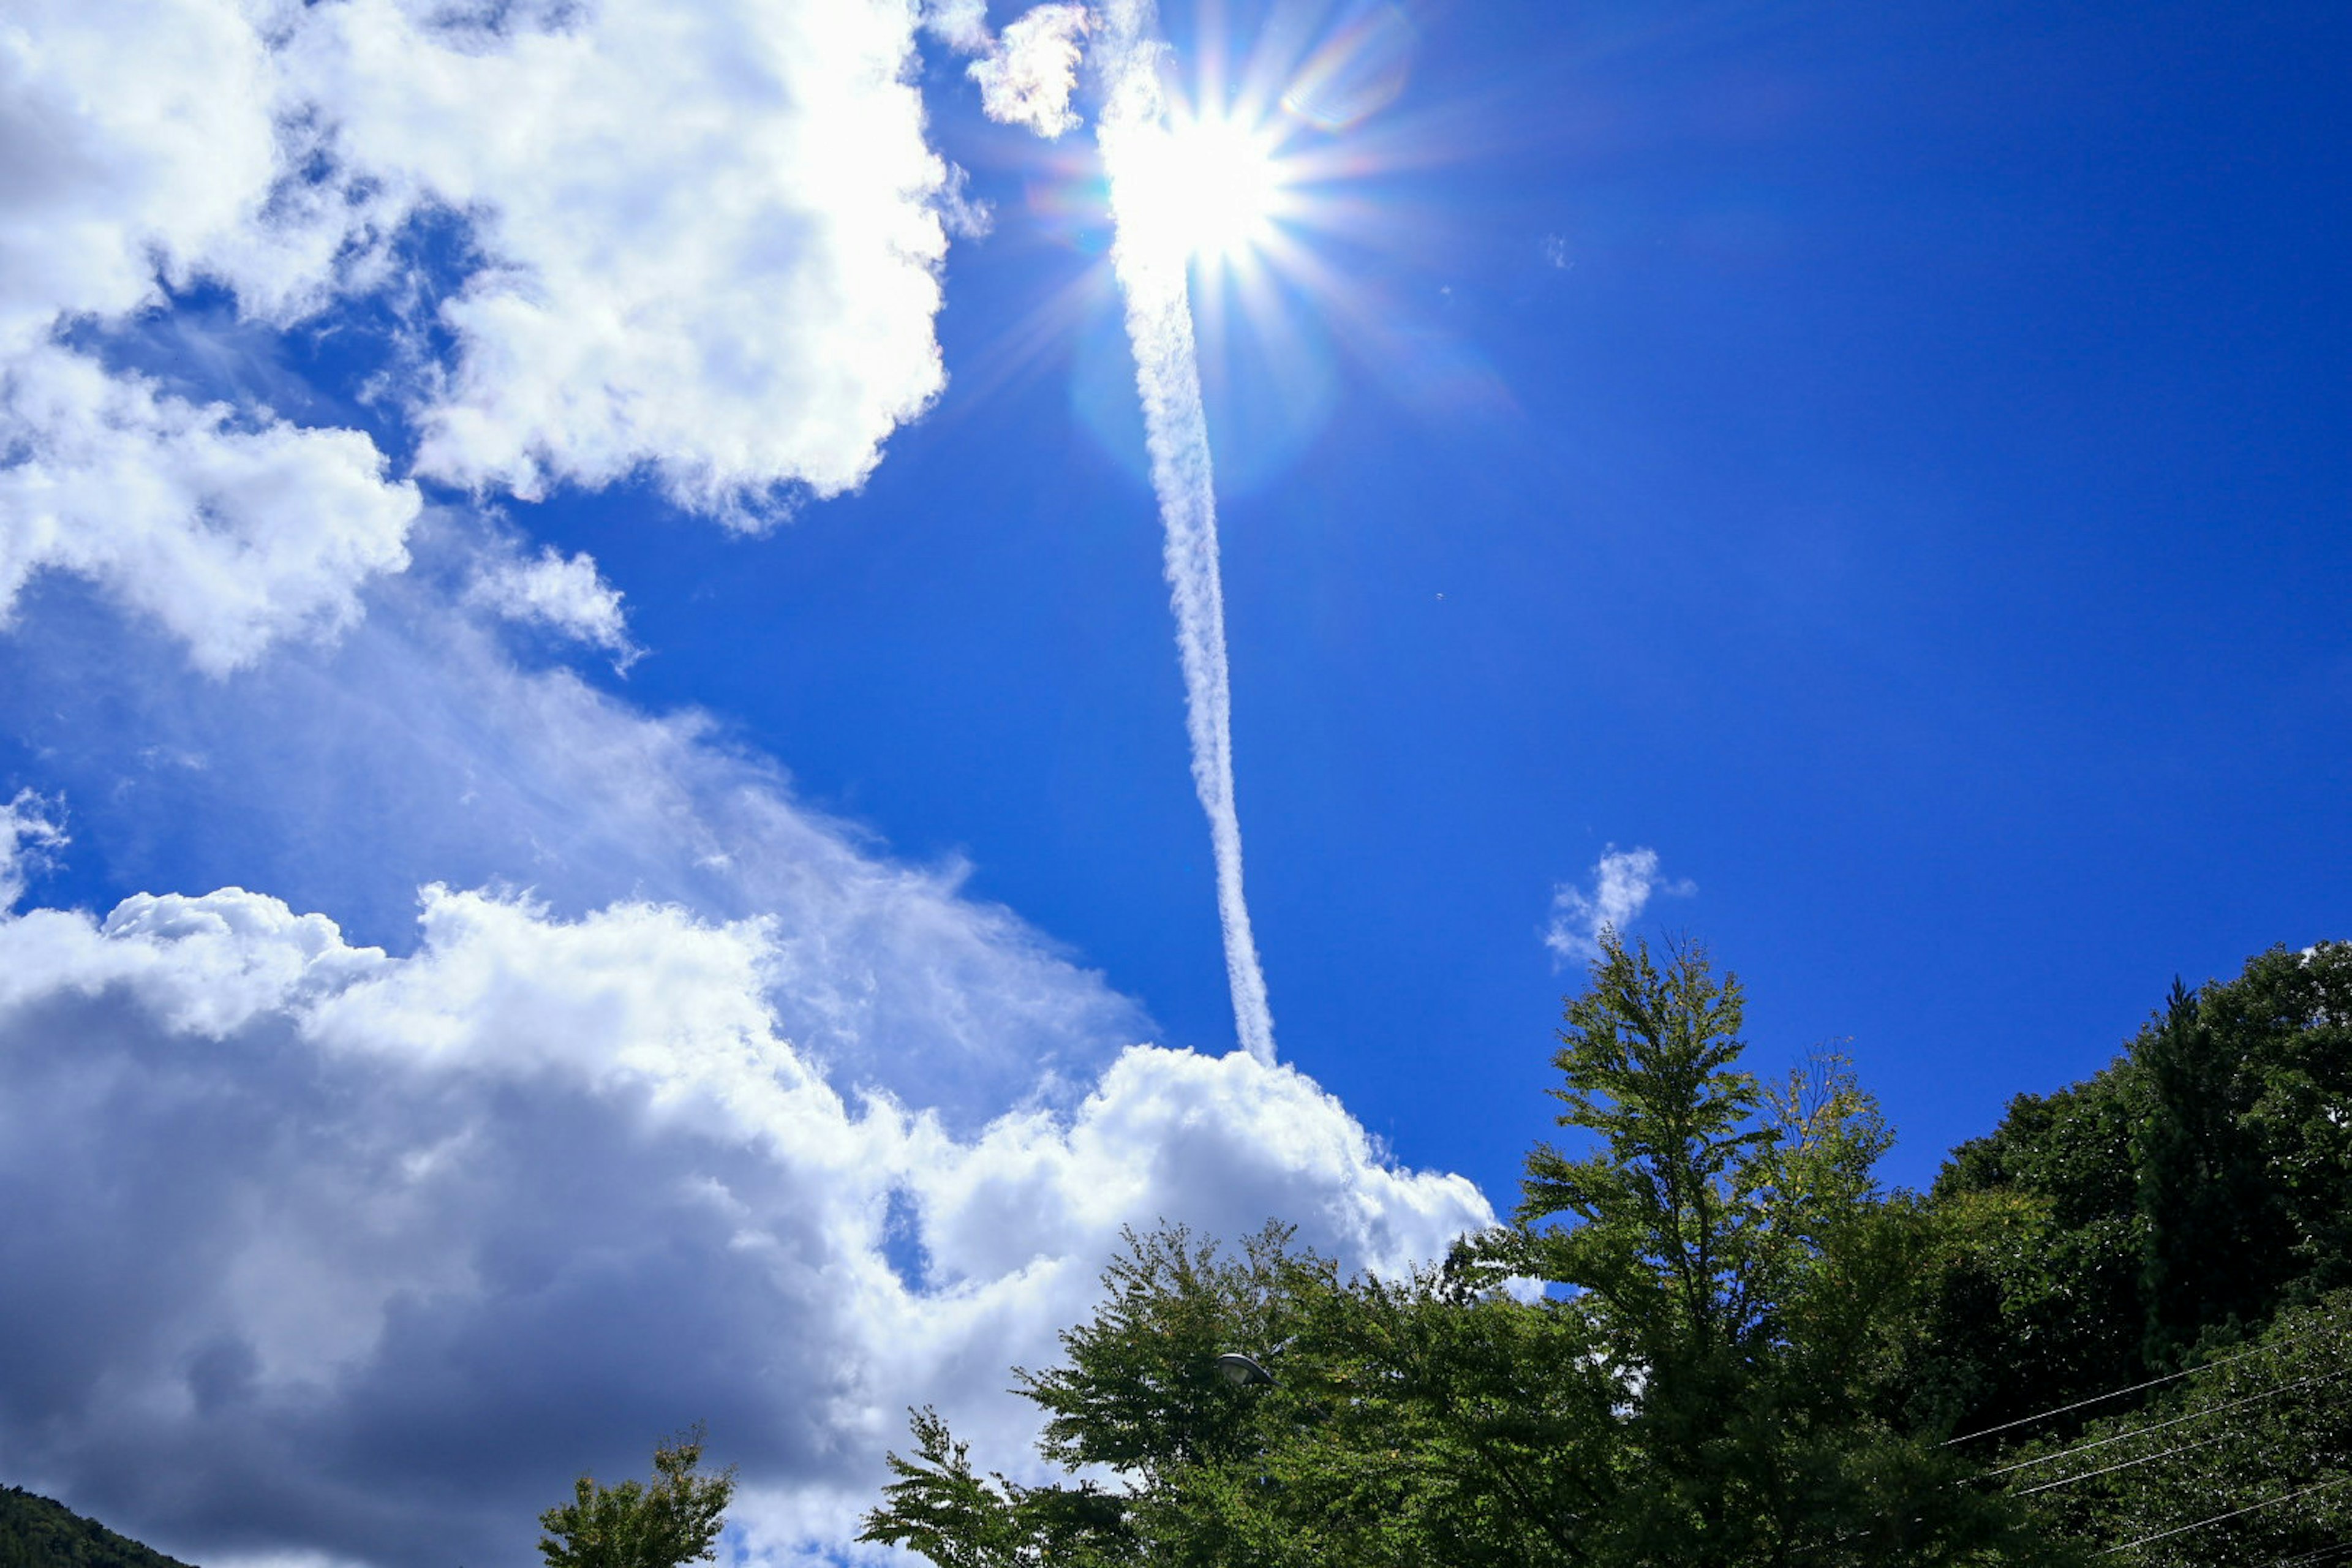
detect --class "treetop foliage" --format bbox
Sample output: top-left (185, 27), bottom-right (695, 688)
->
top-left (866, 933), bottom-right (2047, 1566)
top-left (1904, 941), bottom-right (2352, 1442)
top-left (861, 933), bottom-right (2350, 1567)
top-left (1514, 934), bottom-right (1900, 1369)
top-left (538, 1426), bottom-right (734, 1568)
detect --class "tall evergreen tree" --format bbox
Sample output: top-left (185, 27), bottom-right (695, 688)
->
top-left (2136, 978), bottom-right (2280, 1363)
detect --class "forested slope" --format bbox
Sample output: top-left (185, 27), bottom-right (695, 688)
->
top-left (1900, 941), bottom-right (2352, 1444)
top-left (0, 1489), bottom-right (199, 1568)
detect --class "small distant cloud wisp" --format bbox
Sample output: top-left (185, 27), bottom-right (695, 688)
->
top-left (469, 545), bottom-right (639, 668)
top-left (925, 1), bottom-right (1091, 138)
top-left (1544, 845), bottom-right (1694, 965)
top-left (976, 4), bottom-right (1093, 137)
top-left (0, 790), bottom-right (65, 910)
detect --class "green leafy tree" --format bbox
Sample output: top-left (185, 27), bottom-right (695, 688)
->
top-left (1480, 931), bottom-right (2045, 1565)
top-left (539, 1426), bottom-right (736, 1568)
top-left (2020, 1291), bottom-right (2352, 1564)
top-left (0, 1486), bottom-right (202, 1568)
top-left (2190, 943), bottom-right (2352, 1302)
top-left (1899, 1072), bottom-right (2150, 1442)
top-left (864, 933), bottom-right (2057, 1568)
top-left (2135, 978), bottom-right (2283, 1364)
top-left (1902, 942), bottom-right (2352, 1447)
top-left (861, 1222), bottom-right (1612, 1568)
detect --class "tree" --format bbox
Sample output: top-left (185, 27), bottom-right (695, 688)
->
top-left (861, 1224), bottom-right (1362, 1568)
top-left (1899, 942), bottom-right (2352, 1447)
top-left (0, 1486), bottom-right (201, 1568)
top-left (1476, 930), bottom-right (2049, 1564)
top-left (864, 934), bottom-right (2053, 1567)
top-left (2135, 978), bottom-right (2282, 1364)
top-left (861, 1221), bottom-right (1616, 1568)
top-left (2022, 1290), bottom-right (2352, 1566)
top-left (539, 1427), bottom-right (736, 1568)
top-left (1896, 1071), bottom-right (2150, 1444)
top-left (2169, 943), bottom-right (2352, 1309)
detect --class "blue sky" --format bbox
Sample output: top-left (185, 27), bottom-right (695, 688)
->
top-left (0, 0), bottom-right (2345, 1562)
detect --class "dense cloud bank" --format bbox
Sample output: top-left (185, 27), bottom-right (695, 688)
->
top-left (0, 869), bottom-right (1488, 1568)
top-left (0, 585), bottom-right (1494, 1564)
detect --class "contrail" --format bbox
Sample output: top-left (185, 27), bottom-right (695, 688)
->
top-left (1093, 0), bottom-right (1276, 1064)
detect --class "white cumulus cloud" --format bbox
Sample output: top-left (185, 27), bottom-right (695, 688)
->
top-left (0, 873), bottom-right (1490, 1568)
top-left (0, 0), bottom-right (289, 344)
top-left (287, 0), bottom-right (956, 518)
top-left (921, 0), bottom-right (995, 55)
top-left (1544, 845), bottom-right (1694, 965)
top-left (0, 345), bottom-right (420, 675)
top-left (0, 0), bottom-right (420, 673)
top-left (969, 4), bottom-right (1093, 138)
top-left (0, 0), bottom-right (970, 669)
top-left (467, 545), bottom-right (635, 665)
top-left (0, 789), bottom-right (66, 910)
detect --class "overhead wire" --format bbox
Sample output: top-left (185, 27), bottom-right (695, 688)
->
top-left (1947, 1327), bottom-right (2334, 1447)
top-left (1907, 1311), bottom-right (2352, 1558)
top-left (2250, 1542), bottom-right (2352, 1568)
top-left (2097, 1475), bottom-right (2352, 1556)
top-left (1981, 1368), bottom-right (2349, 1480)
top-left (2009, 1427), bottom-right (2234, 1497)
top-left (1956, 1326), bottom-right (2352, 1557)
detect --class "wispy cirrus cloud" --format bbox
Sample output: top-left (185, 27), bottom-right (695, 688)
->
top-left (0, 579), bottom-right (1144, 1117)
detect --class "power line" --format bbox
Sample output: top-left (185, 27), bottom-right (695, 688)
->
top-left (1947, 1330), bottom-right (2331, 1447)
top-left (2098, 1475), bottom-right (2352, 1556)
top-left (1983, 1368), bottom-right (2348, 1480)
top-left (2251, 1542), bottom-right (2352, 1568)
top-left (2010, 1427), bottom-right (2233, 1497)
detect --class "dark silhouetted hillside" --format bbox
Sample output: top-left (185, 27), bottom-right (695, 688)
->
top-left (0, 1488), bottom-right (198, 1568)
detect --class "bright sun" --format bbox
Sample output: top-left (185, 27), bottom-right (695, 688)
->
top-left (1115, 111), bottom-right (1289, 266)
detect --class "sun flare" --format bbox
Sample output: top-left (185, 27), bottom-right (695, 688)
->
top-left (1114, 110), bottom-right (1291, 266)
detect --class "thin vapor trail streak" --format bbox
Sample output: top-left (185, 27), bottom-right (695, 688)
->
top-left (1094, 0), bottom-right (1275, 1063)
